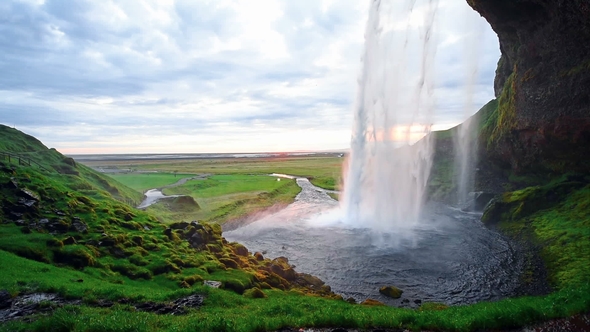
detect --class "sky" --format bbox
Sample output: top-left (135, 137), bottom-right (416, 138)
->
top-left (0, 0), bottom-right (500, 154)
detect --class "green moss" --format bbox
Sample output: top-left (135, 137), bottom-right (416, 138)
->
top-left (485, 176), bottom-right (590, 289)
top-left (485, 71), bottom-right (517, 148)
top-left (243, 287), bottom-right (267, 299)
top-left (53, 245), bottom-right (97, 269)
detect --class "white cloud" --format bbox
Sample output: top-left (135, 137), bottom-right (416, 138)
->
top-left (0, 0), bottom-right (499, 154)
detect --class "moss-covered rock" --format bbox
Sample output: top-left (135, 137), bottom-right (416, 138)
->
top-left (378, 286), bottom-right (403, 299)
top-left (243, 287), bottom-right (267, 299)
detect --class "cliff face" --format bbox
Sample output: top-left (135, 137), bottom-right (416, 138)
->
top-left (468, 0), bottom-right (590, 174)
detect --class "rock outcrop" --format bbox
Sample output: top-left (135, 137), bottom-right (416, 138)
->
top-left (468, 0), bottom-right (590, 174)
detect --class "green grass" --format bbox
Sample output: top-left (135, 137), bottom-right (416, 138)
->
top-left (81, 156), bottom-right (343, 182)
top-left (309, 176), bottom-right (338, 190)
top-left (109, 173), bottom-right (196, 192)
top-left (2, 248), bottom-right (589, 332)
top-left (146, 174), bottom-right (301, 224)
top-left (163, 174), bottom-right (284, 199)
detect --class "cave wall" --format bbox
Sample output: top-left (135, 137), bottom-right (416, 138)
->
top-left (467, 0), bottom-right (590, 174)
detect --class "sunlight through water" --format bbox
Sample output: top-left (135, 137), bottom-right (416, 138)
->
top-left (341, 0), bottom-right (439, 237)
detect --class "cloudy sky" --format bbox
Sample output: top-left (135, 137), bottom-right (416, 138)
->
top-left (0, 0), bottom-right (499, 154)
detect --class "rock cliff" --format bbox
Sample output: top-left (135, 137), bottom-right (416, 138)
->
top-left (467, 0), bottom-right (590, 174)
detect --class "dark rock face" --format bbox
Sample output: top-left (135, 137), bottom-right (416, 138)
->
top-left (468, 0), bottom-right (590, 174)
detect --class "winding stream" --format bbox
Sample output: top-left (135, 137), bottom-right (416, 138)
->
top-left (224, 176), bottom-right (522, 306)
top-left (137, 174), bottom-right (209, 209)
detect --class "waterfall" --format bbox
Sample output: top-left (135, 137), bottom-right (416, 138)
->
top-left (455, 5), bottom-right (484, 206)
top-left (341, 0), bottom-right (439, 234)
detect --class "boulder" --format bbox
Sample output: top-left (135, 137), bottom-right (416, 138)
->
top-left (254, 252), bottom-right (264, 261)
top-left (0, 290), bottom-right (12, 309)
top-left (379, 286), bottom-right (403, 299)
top-left (62, 236), bottom-right (77, 245)
top-left (360, 299), bottom-right (386, 306)
top-left (169, 222), bottom-right (189, 230)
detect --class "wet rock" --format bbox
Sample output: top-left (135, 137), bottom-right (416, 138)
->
top-left (18, 197), bottom-right (36, 208)
top-left (190, 221), bottom-right (204, 230)
top-left (69, 220), bottom-right (88, 233)
top-left (468, 0), bottom-right (590, 175)
top-left (170, 222), bottom-right (189, 230)
top-left (0, 291), bottom-right (204, 322)
top-left (219, 258), bottom-right (239, 269)
top-left (98, 237), bottom-right (116, 247)
top-left (360, 299), bottom-right (386, 306)
top-left (414, 299), bottom-right (422, 305)
top-left (109, 246), bottom-right (126, 258)
top-left (346, 297), bottom-right (356, 304)
top-left (9, 211), bottom-right (23, 220)
top-left (0, 290), bottom-right (12, 310)
top-left (254, 251), bottom-right (264, 261)
top-left (232, 243), bottom-right (248, 256)
top-left (204, 280), bottom-right (222, 288)
top-left (47, 221), bottom-right (69, 233)
top-left (134, 294), bottom-right (205, 315)
top-left (379, 286), bottom-right (403, 299)
top-left (62, 236), bottom-right (77, 245)
top-left (18, 188), bottom-right (40, 202)
top-left (171, 294), bottom-right (204, 311)
top-left (188, 232), bottom-right (206, 248)
top-left (163, 228), bottom-right (173, 239)
top-left (131, 235), bottom-right (143, 246)
top-left (296, 273), bottom-right (325, 289)
top-left (268, 257), bottom-right (297, 281)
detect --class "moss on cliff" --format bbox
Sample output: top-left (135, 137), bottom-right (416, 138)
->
top-left (483, 71), bottom-right (517, 150)
top-left (483, 175), bottom-right (590, 289)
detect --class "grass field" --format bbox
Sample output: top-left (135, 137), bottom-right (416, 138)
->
top-left (109, 173), bottom-right (197, 192)
top-left (84, 156), bottom-right (343, 191)
top-left (87, 156), bottom-right (342, 224)
top-left (145, 174), bottom-right (302, 224)
top-left (3, 247), bottom-right (589, 332)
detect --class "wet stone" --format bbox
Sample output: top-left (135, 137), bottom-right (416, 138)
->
top-left (0, 290), bottom-right (12, 310)
top-left (70, 221), bottom-right (88, 233)
top-left (204, 280), bottom-right (222, 288)
top-left (170, 222), bottom-right (189, 230)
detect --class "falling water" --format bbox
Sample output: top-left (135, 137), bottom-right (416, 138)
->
top-left (341, 0), bottom-right (439, 234)
top-left (454, 7), bottom-right (485, 205)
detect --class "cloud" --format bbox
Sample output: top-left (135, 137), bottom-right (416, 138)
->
top-left (0, 0), bottom-right (499, 153)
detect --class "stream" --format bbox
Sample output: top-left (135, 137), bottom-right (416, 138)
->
top-left (224, 176), bottom-right (522, 306)
top-left (137, 174), bottom-right (209, 209)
